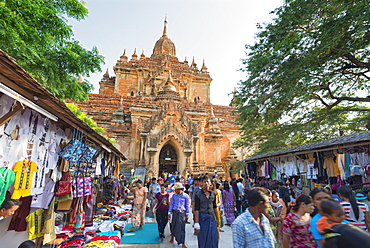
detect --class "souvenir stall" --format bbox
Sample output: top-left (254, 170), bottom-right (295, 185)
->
top-left (0, 50), bottom-right (128, 247)
top-left (244, 131), bottom-right (370, 195)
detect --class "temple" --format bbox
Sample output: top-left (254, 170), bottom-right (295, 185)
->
top-left (74, 21), bottom-right (242, 178)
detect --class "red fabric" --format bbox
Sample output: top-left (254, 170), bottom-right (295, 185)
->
top-left (92, 235), bottom-right (120, 244)
top-left (8, 196), bottom-right (32, 231)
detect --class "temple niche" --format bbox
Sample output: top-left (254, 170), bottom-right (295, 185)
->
top-left (74, 22), bottom-right (242, 178)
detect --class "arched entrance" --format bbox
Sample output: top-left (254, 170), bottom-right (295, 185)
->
top-left (159, 143), bottom-right (178, 174)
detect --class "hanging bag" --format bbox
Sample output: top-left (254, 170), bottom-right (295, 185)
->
top-left (74, 198), bottom-right (85, 229)
top-left (55, 172), bottom-right (72, 195)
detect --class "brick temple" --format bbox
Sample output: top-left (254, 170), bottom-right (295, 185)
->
top-left (74, 22), bottom-right (242, 177)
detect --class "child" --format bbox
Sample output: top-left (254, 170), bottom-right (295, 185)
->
top-left (317, 199), bottom-right (346, 234)
top-left (0, 199), bottom-right (20, 221)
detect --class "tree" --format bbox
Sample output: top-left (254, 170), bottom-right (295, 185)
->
top-left (233, 0), bottom-right (370, 154)
top-left (66, 103), bottom-right (116, 144)
top-left (0, 0), bottom-right (104, 101)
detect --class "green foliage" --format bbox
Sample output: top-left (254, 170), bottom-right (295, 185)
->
top-left (234, 0), bottom-right (370, 154)
top-left (228, 161), bottom-right (246, 173)
top-left (65, 102), bottom-right (105, 134)
top-left (0, 0), bottom-right (104, 101)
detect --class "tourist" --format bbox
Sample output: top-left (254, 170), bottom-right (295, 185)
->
top-left (232, 187), bottom-right (275, 248)
top-left (231, 179), bottom-right (240, 216)
top-left (216, 182), bottom-right (225, 232)
top-left (266, 190), bottom-right (284, 246)
top-left (187, 174), bottom-right (193, 185)
top-left (127, 179), bottom-right (148, 232)
top-left (222, 181), bottom-right (236, 226)
top-left (337, 186), bottom-right (370, 231)
top-left (168, 182), bottom-right (190, 248)
top-left (150, 184), bottom-right (170, 242)
top-left (0, 199), bottom-right (20, 221)
top-left (279, 187), bottom-right (291, 218)
top-left (309, 187), bottom-right (332, 248)
top-left (316, 199), bottom-right (346, 234)
top-left (194, 176), bottom-right (218, 248)
top-left (237, 178), bottom-right (244, 213)
top-left (282, 194), bottom-right (317, 248)
top-left (190, 176), bottom-right (202, 233)
top-left (149, 177), bottom-right (161, 214)
top-left (210, 181), bottom-right (222, 235)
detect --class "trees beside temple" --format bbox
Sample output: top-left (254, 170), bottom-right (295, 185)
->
top-left (234, 0), bottom-right (370, 154)
top-left (0, 0), bottom-right (104, 101)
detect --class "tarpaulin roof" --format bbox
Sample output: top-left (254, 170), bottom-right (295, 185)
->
top-left (244, 131), bottom-right (370, 162)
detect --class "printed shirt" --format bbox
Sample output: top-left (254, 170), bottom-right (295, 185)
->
top-left (25, 209), bottom-right (45, 240)
top-left (232, 209), bottom-right (275, 248)
top-left (0, 167), bottom-right (16, 205)
top-left (168, 193), bottom-right (190, 215)
top-left (11, 159), bottom-right (38, 199)
top-left (283, 213), bottom-right (317, 248)
top-left (340, 201), bottom-right (368, 230)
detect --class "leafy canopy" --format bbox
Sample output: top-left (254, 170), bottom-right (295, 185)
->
top-left (234, 0), bottom-right (370, 154)
top-left (65, 103), bottom-right (116, 144)
top-left (0, 0), bottom-right (104, 101)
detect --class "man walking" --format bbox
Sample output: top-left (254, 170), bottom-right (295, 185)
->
top-left (232, 187), bottom-right (275, 248)
top-left (194, 176), bottom-right (218, 248)
top-left (149, 177), bottom-right (160, 216)
top-left (168, 182), bottom-right (190, 248)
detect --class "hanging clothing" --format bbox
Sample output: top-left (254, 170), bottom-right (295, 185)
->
top-left (8, 195), bottom-right (33, 231)
top-left (11, 159), bottom-right (38, 199)
top-left (0, 167), bottom-right (16, 205)
top-left (26, 209), bottom-right (45, 240)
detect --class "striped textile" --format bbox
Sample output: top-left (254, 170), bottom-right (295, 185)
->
top-left (340, 201), bottom-right (368, 230)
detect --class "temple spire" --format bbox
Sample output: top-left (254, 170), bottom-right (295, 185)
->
top-left (201, 59), bottom-right (208, 72)
top-left (132, 48), bottom-right (138, 60)
top-left (120, 48), bottom-right (128, 62)
top-left (162, 17), bottom-right (168, 37)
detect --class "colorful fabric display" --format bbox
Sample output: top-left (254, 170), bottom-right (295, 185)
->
top-left (86, 240), bottom-right (116, 247)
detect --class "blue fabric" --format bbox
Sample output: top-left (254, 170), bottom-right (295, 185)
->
top-left (120, 223), bottom-right (162, 244)
top-left (311, 213), bottom-right (323, 248)
top-left (168, 193), bottom-right (190, 215)
top-left (198, 213), bottom-right (218, 248)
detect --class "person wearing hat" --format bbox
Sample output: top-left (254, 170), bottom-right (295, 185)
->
top-left (356, 192), bottom-right (370, 210)
top-left (168, 182), bottom-right (190, 248)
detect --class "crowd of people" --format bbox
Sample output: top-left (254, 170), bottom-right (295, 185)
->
top-left (127, 171), bottom-right (370, 248)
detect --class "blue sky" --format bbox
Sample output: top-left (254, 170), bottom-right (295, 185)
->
top-left (69, 0), bottom-right (283, 106)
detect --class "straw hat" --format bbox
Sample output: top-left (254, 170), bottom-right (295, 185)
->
top-left (173, 182), bottom-right (184, 190)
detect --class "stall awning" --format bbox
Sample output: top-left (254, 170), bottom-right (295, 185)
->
top-left (0, 49), bottom-right (126, 160)
top-left (244, 131), bottom-right (370, 163)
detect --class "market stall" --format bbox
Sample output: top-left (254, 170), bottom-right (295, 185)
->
top-left (0, 49), bottom-right (129, 247)
top-left (243, 131), bottom-right (370, 194)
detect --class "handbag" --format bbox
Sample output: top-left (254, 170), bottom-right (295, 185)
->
top-left (73, 198), bottom-right (85, 229)
top-left (56, 172), bottom-right (71, 195)
top-left (57, 199), bottom-right (73, 211)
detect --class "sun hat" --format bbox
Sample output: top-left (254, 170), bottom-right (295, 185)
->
top-left (355, 193), bottom-right (367, 200)
top-left (173, 182), bottom-right (184, 190)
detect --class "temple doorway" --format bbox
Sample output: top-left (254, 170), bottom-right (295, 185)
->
top-left (159, 143), bottom-right (178, 174)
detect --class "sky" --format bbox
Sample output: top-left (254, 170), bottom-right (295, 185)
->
top-left (69, 0), bottom-right (283, 106)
